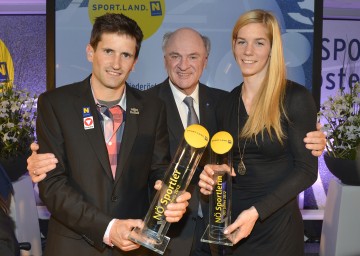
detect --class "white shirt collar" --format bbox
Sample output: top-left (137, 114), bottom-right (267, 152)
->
top-left (90, 78), bottom-right (127, 111)
top-left (168, 79), bottom-right (200, 104)
top-left (168, 78), bottom-right (200, 128)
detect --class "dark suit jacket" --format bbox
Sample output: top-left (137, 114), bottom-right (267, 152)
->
top-left (37, 76), bottom-right (170, 256)
top-left (0, 200), bottom-right (19, 256)
top-left (0, 158), bottom-right (27, 256)
top-left (146, 79), bottom-right (228, 256)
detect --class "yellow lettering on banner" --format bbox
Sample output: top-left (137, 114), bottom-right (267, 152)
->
top-left (88, 0), bottom-right (165, 40)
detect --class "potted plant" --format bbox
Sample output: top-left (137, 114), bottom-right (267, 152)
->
top-left (318, 82), bottom-right (360, 185)
top-left (0, 83), bottom-right (37, 180)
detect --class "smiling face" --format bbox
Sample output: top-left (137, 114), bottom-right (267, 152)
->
top-left (86, 32), bottom-right (138, 100)
top-left (163, 28), bottom-right (208, 95)
top-left (233, 23), bottom-right (271, 80)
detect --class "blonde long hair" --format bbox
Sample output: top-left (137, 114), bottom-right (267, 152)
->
top-left (232, 9), bottom-right (287, 143)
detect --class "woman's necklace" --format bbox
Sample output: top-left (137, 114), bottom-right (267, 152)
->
top-left (237, 88), bottom-right (247, 175)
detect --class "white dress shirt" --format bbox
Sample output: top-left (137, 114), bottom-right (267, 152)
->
top-left (169, 79), bottom-right (200, 128)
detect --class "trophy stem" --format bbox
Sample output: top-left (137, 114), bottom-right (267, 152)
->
top-left (201, 169), bottom-right (233, 246)
top-left (128, 124), bottom-right (210, 254)
top-left (201, 131), bottom-right (234, 246)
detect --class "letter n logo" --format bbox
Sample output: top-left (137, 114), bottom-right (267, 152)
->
top-left (0, 62), bottom-right (9, 83)
top-left (83, 107), bottom-right (91, 117)
top-left (150, 1), bottom-right (162, 16)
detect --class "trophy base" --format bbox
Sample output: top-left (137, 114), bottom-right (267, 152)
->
top-left (128, 227), bottom-right (170, 255)
top-left (201, 225), bottom-right (233, 246)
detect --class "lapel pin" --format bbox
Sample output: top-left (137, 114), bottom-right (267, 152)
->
top-left (83, 107), bottom-right (94, 130)
top-left (130, 108), bottom-right (139, 115)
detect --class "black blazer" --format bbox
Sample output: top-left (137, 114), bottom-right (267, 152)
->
top-left (147, 79), bottom-right (228, 160)
top-left (146, 79), bottom-right (228, 256)
top-left (37, 76), bottom-right (170, 256)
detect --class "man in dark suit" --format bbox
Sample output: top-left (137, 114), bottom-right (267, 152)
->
top-left (29, 27), bottom-right (226, 256)
top-left (34, 13), bottom-right (190, 256)
top-left (146, 28), bottom-right (228, 256)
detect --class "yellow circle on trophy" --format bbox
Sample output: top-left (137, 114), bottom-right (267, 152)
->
top-left (184, 124), bottom-right (209, 149)
top-left (88, 0), bottom-right (165, 40)
top-left (210, 131), bottom-right (233, 154)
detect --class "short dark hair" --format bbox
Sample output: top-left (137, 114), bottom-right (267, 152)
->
top-left (90, 13), bottom-right (144, 58)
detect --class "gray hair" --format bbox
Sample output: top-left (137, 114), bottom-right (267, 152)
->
top-left (162, 30), bottom-right (211, 57)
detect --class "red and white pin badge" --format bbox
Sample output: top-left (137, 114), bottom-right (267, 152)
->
top-left (83, 116), bottom-right (94, 130)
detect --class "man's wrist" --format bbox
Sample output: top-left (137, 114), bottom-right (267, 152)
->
top-left (103, 219), bottom-right (116, 247)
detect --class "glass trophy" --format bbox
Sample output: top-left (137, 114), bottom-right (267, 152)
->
top-left (201, 131), bottom-right (234, 246)
top-left (129, 124), bottom-right (210, 255)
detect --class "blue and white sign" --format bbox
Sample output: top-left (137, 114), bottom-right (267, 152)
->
top-left (55, 0), bottom-right (318, 93)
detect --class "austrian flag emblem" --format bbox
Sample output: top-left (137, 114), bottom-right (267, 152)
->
top-left (83, 116), bottom-right (94, 130)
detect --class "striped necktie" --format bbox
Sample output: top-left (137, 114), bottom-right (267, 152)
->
top-left (183, 96), bottom-right (199, 127)
top-left (107, 106), bottom-right (123, 178)
top-left (183, 96), bottom-right (203, 217)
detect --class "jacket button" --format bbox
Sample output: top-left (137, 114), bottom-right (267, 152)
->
top-left (111, 196), bottom-right (118, 202)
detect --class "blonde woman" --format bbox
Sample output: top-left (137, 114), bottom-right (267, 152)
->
top-left (199, 9), bottom-right (318, 255)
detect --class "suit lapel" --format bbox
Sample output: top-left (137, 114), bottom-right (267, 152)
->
top-left (158, 80), bottom-right (184, 149)
top-left (198, 83), bottom-right (213, 131)
top-left (115, 86), bottom-right (140, 181)
top-left (73, 78), bottom-right (113, 180)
